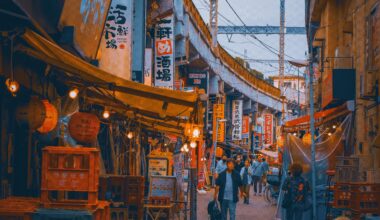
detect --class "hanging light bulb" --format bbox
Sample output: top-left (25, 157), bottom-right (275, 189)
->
top-left (192, 126), bottom-right (200, 138)
top-left (102, 109), bottom-right (110, 119)
top-left (293, 132), bottom-right (297, 136)
top-left (332, 125), bottom-right (337, 129)
top-left (6, 78), bottom-right (19, 94)
top-left (69, 88), bottom-right (79, 99)
top-left (190, 141), bottom-right (197, 148)
top-left (180, 147), bottom-right (185, 152)
top-left (127, 131), bottom-right (133, 139)
top-left (328, 132), bottom-right (332, 136)
top-left (184, 147), bottom-right (189, 152)
top-left (183, 143), bottom-right (188, 149)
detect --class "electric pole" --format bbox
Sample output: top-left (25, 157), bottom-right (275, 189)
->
top-left (210, 0), bottom-right (218, 48)
top-left (279, 0), bottom-right (285, 121)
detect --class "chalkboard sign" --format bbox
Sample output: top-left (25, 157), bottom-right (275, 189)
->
top-left (149, 176), bottom-right (176, 201)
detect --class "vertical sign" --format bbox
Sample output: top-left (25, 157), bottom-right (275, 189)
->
top-left (212, 104), bottom-right (225, 142)
top-left (264, 114), bottom-right (273, 145)
top-left (154, 15), bottom-right (174, 89)
top-left (99, 0), bottom-right (132, 80)
top-left (232, 100), bottom-right (243, 140)
top-left (242, 116), bottom-right (250, 139)
top-left (144, 48), bottom-right (153, 86)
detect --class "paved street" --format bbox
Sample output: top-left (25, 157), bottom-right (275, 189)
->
top-left (197, 190), bottom-right (277, 220)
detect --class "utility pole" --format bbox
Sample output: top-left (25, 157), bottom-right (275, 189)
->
top-left (210, 0), bottom-right (218, 48)
top-left (279, 0), bottom-right (285, 121)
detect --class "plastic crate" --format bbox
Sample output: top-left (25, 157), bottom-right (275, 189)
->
top-left (41, 146), bottom-right (100, 208)
top-left (110, 208), bottom-right (128, 220)
top-left (0, 197), bottom-right (40, 220)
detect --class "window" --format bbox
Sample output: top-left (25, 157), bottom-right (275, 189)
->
top-left (366, 4), bottom-right (380, 71)
top-left (283, 82), bottom-right (292, 87)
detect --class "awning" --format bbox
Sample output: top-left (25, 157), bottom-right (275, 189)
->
top-left (283, 104), bottom-right (349, 131)
top-left (19, 29), bottom-right (200, 135)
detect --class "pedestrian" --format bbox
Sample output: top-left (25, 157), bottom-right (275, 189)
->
top-left (234, 156), bottom-right (244, 173)
top-left (251, 158), bottom-right (264, 196)
top-left (240, 159), bottom-right (253, 204)
top-left (215, 155), bottom-right (228, 179)
top-left (282, 163), bottom-right (310, 220)
top-left (214, 158), bottom-right (245, 220)
top-left (260, 158), bottom-right (269, 184)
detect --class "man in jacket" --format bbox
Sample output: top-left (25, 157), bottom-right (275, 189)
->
top-left (214, 159), bottom-right (244, 220)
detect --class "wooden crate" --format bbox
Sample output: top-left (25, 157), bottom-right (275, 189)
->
top-left (99, 175), bottom-right (128, 203)
top-left (335, 165), bottom-right (360, 183)
top-left (350, 183), bottom-right (380, 214)
top-left (110, 208), bottom-right (128, 220)
top-left (0, 197), bottom-right (40, 220)
top-left (332, 184), bottom-right (353, 209)
top-left (41, 146), bottom-right (99, 207)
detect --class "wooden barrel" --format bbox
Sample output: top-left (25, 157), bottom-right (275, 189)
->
top-left (68, 112), bottom-right (100, 143)
top-left (15, 96), bottom-right (46, 130)
top-left (37, 100), bottom-right (58, 133)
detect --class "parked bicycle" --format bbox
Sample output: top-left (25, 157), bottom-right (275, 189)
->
top-left (263, 174), bottom-right (281, 205)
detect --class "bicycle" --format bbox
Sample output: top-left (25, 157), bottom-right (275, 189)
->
top-left (263, 174), bottom-right (281, 206)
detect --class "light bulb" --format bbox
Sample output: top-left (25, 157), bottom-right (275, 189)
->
top-left (102, 110), bottom-right (110, 119)
top-left (6, 79), bottom-right (19, 94)
top-left (180, 147), bottom-right (185, 152)
top-left (293, 133), bottom-right (297, 136)
top-left (184, 147), bottom-right (189, 152)
top-left (183, 143), bottom-right (188, 149)
top-left (127, 131), bottom-right (133, 139)
top-left (69, 88), bottom-right (79, 99)
top-left (192, 127), bottom-right (200, 138)
top-left (190, 141), bottom-right (197, 148)
top-left (328, 132), bottom-right (332, 136)
top-left (332, 125), bottom-right (337, 129)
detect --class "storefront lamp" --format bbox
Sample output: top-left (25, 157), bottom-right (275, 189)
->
top-left (192, 127), bottom-right (200, 138)
top-left (69, 88), bottom-right (79, 99)
top-left (127, 131), bottom-right (133, 139)
top-left (102, 110), bottom-right (110, 119)
top-left (6, 78), bottom-right (19, 94)
top-left (190, 141), bottom-right (197, 148)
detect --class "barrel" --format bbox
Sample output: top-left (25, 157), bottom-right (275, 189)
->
top-left (68, 112), bottom-right (100, 144)
top-left (15, 96), bottom-right (46, 130)
top-left (37, 100), bottom-right (58, 133)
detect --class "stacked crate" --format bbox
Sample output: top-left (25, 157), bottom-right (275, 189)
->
top-left (0, 197), bottom-right (40, 220)
top-left (335, 156), bottom-right (360, 183)
top-left (126, 176), bottom-right (145, 220)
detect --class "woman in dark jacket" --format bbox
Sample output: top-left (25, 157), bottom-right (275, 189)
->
top-left (282, 163), bottom-right (310, 220)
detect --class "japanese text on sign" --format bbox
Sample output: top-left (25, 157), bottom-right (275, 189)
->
top-left (242, 116), bottom-right (250, 139)
top-left (232, 100), bottom-right (243, 140)
top-left (264, 114), bottom-right (273, 145)
top-left (154, 15), bottom-right (174, 89)
top-left (213, 104), bottom-right (225, 142)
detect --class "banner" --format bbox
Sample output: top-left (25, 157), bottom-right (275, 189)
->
top-left (242, 116), bottom-right (250, 139)
top-left (144, 48), bottom-right (153, 86)
top-left (264, 114), bottom-right (274, 145)
top-left (99, 0), bottom-right (133, 80)
top-left (232, 100), bottom-right (243, 140)
top-left (154, 15), bottom-right (174, 89)
top-left (212, 104), bottom-right (225, 142)
top-left (187, 72), bottom-right (208, 92)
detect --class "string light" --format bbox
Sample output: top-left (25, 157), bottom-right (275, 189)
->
top-left (69, 88), bottom-right (79, 99)
top-left (190, 141), bottom-right (197, 148)
top-left (192, 127), bottom-right (200, 138)
top-left (127, 131), bottom-right (133, 139)
top-left (328, 132), bottom-right (332, 136)
top-left (332, 125), bottom-right (337, 129)
top-left (102, 109), bottom-right (110, 119)
top-left (6, 78), bottom-right (19, 94)
top-left (184, 147), bottom-right (189, 152)
top-left (293, 133), bottom-right (297, 136)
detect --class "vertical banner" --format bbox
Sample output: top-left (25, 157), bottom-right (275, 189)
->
top-left (212, 104), bottom-right (225, 142)
top-left (144, 48), bottom-right (153, 86)
top-left (264, 114), bottom-right (274, 145)
top-left (242, 116), bottom-right (250, 139)
top-left (232, 100), bottom-right (243, 141)
top-left (154, 15), bottom-right (174, 89)
top-left (99, 0), bottom-right (133, 80)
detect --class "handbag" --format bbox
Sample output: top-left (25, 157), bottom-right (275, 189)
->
top-left (281, 191), bottom-right (292, 209)
top-left (208, 200), bottom-right (221, 220)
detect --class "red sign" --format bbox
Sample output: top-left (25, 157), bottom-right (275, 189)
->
top-left (156, 39), bottom-right (173, 56)
top-left (242, 116), bottom-right (250, 138)
top-left (264, 114), bottom-right (273, 145)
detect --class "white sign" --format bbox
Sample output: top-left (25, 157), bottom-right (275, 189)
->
top-left (144, 48), bottom-right (153, 86)
top-left (99, 0), bottom-right (133, 80)
top-left (232, 100), bottom-right (243, 140)
top-left (154, 15), bottom-right (174, 89)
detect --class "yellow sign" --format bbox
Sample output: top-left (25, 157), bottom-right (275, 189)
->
top-left (213, 104), bottom-right (225, 142)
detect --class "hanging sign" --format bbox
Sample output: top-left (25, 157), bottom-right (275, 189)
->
top-left (264, 114), bottom-right (274, 145)
top-left (144, 48), bottom-right (153, 86)
top-left (99, 0), bottom-right (133, 80)
top-left (212, 104), bottom-right (225, 142)
top-left (242, 116), bottom-right (250, 139)
top-left (148, 157), bottom-right (169, 178)
top-left (232, 100), bottom-right (243, 140)
top-left (186, 72), bottom-right (208, 92)
top-left (149, 176), bottom-right (176, 201)
top-left (154, 15), bottom-right (174, 89)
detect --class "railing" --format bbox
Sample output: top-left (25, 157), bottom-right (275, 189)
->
top-left (183, 0), bottom-right (281, 98)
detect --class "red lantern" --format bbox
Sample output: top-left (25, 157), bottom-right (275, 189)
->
top-left (68, 112), bottom-right (100, 144)
top-left (37, 100), bottom-right (58, 133)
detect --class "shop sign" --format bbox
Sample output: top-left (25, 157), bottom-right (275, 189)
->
top-left (99, 0), bottom-right (133, 80)
top-left (213, 104), bottom-right (225, 142)
top-left (144, 48), bottom-right (153, 86)
top-left (154, 15), bottom-right (174, 89)
top-left (186, 72), bottom-right (208, 92)
top-left (264, 114), bottom-right (273, 145)
top-left (148, 158), bottom-right (169, 178)
top-left (149, 176), bottom-right (176, 201)
top-left (232, 100), bottom-right (243, 140)
top-left (242, 116), bottom-right (250, 139)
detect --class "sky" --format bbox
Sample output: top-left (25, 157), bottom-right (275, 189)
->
top-left (193, 0), bottom-right (308, 78)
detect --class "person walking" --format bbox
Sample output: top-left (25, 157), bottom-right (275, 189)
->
top-left (282, 163), bottom-right (310, 220)
top-left (215, 155), bottom-right (228, 180)
top-left (251, 158), bottom-right (263, 196)
top-left (234, 156), bottom-right (244, 173)
top-left (240, 159), bottom-right (253, 204)
top-left (260, 158), bottom-right (269, 184)
top-left (214, 159), bottom-right (244, 220)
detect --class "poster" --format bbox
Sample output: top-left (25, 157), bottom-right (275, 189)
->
top-left (242, 116), bottom-right (250, 139)
top-left (212, 104), bottom-right (225, 142)
top-left (154, 15), bottom-right (174, 89)
top-left (144, 48), bottom-right (153, 86)
top-left (98, 0), bottom-right (133, 80)
top-left (232, 100), bottom-right (243, 140)
top-left (186, 72), bottom-right (208, 92)
top-left (148, 158), bottom-right (169, 177)
top-left (149, 176), bottom-right (176, 200)
top-left (264, 114), bottom-right (273, 145)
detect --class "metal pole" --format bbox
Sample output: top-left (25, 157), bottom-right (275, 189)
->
top-left (212, 120), bottom-right (219, 187)
top-left (308, 25), bottom-right (317, 220)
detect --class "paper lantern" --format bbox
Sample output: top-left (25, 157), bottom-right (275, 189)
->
top-left (69, 112), bottom-right (100, 143)
top-left (302, 133), bottom-right (312, 145)
top-left (16, 96), bottom-right (46, 130)
top-left (37, 100), bottom-right (58, 133)
top-left (216, 147), bottom-right (223, 157)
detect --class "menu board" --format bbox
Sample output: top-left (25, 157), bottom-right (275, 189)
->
top-left (148, 158), bottom-right (169, 178)
top-left (149, 176), bottom-right (176, 200)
